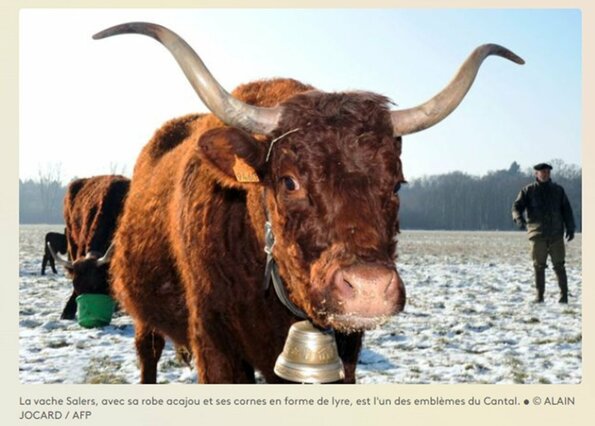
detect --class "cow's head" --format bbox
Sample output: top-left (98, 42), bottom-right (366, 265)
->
top-left (194, 93), bottom-right (406, 332)
top-left (47, 243), bottom-right (113, 295)
top-left (93, 22), bottom-right (524, 332)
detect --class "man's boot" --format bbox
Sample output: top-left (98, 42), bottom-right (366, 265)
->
top-left (534, 267), bottom-right (545, 303)
top-left (555, 267), bottom-right (568, 303)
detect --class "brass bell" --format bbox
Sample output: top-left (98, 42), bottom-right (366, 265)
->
top-left (274, 320), bottom-right (345, 383)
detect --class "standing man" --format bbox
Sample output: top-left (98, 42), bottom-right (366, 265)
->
top-left (512, 163), bottom-right (576, 303)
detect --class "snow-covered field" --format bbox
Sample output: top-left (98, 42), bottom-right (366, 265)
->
top-left (19, 225), bottom-right (582, 384)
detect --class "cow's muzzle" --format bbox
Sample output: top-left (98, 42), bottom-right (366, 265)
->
top-left (322, 263), bottom-right (405, 332)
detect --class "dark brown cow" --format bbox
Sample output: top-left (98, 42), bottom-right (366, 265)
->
top-left (41, 230), bottom-right (67, 275)
top-left (48, 175), bottom-right (130, 320)
top-left (94, 22), bottom-right (523, 383)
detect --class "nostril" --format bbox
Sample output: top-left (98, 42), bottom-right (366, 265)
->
top-left (342, 277), bottom-right (356, 297)
top-left (333, 270), bottom-right (356, 299)
top-left (384, 272), bottom-right (398, 295)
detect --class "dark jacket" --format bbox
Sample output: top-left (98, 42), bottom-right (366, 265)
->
top-left (512, 179), bottom-right (575, 239)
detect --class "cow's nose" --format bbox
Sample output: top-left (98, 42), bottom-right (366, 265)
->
top-left (333, 264), bottom-right (398, 300)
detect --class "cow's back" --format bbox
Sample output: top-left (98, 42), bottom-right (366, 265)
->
top-left (64, 175), bottom-right (130, 260)
top-left (44, 232), bottom-right (67, 253)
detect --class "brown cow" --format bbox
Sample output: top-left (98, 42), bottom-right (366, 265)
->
top-left (48, 175), bottom-right (130, 320)
top-left (94, 22), bottom-right (523, 383)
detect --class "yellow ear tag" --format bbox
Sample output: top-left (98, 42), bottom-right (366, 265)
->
top-left (233, 155), bottom-right (260, 183)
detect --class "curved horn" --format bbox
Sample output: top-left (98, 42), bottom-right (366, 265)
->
top-left (391, 44), bottom-right (525, 136)
top-left (47, 242), bottom-right (73, 268)
top-left (97, 243), bottom-right (115, 267)
top-left (93, 22), bottom-right (281, 135)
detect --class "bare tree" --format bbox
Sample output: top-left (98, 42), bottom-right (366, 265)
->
top-left (109, 161), bottom-right (127, 176)
top-left (37, 162), bottom-right (63, 223)
top-left (549, 158), bottom-right (581, 180)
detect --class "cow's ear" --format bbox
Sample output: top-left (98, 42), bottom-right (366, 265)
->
top-left (197, 127), bottom-right (268, 187)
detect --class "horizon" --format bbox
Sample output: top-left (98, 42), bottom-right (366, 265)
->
top-left (20, 157), bottom-right (582, 187)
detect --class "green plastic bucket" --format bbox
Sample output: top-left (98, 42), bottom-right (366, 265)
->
top-left (76, 294), bottom-right (116, 328)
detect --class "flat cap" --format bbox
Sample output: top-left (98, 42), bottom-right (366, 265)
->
top-left (533, 163), bottom-right (553, 171)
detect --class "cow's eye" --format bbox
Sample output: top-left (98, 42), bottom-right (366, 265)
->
top-left (393, 182), bottom-right (402, 194)
top-left (281, 176), bottom-right (300, 192)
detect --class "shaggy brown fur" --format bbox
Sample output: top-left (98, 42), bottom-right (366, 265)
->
top-left (60, 175), bottom-right (130, 320)
top-left (110, 78), bottom-right (406, 384)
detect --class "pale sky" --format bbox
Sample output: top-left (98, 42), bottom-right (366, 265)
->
top-left (19, 9), bottom-right (581, 183)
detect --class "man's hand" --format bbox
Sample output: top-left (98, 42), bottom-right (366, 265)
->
top-left (566, 230), bottom-right (575, 242)
top-left (515, 219), bottom-right (527, 231)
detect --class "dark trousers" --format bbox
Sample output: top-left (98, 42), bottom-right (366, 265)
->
top-left (530, 236), bottom-right (568, 302)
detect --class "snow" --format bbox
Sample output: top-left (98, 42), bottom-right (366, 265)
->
top-left (19, 225), bottom-right (581, 384)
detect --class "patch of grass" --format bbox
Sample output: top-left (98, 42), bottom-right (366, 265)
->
top-left (566, 334), bottom-right (582, 344)
top-left (556, 372), bottom-right (568, 381)
top-left (84, 356), bottom-right (128, 384)
top-left (393, 345), bottom-right (415, 352)
top-left (535, 333), bottom-right (582, 346)
top-left (463, 348), bottom-right (489, 354)
top-left (474, 363), bottom-right (491, 373)
top-left (47, 339), bottom-right (69, 349)
top-left (534, 338), bottom-right (556, 345)
top-left (538, 377), bottom-right (552, 384)
top-left (160, 355), bottom-right (192, 372)
top-left (506, 356), bottom-right (528, 384)
top-left (457, 373), bottom-right (475, 382)
top-left (463, 362), bottom-right (490, 374)
top-left (160, 358), bottom-right (179, 371)
top-left (513, 370), bottom-right (528, 384)
top-left (434, 337), bottom-right (449, 347)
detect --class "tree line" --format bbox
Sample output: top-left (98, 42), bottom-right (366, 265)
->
top-left (398, 160), bottom-right (582, 231)
top-left (20, 160), bottom-right (582, 232)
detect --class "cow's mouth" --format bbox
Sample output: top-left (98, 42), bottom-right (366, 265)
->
top-left (324, 312), bottom-right (393, 333)
top-left (307, 262), bottom-right (405, 333)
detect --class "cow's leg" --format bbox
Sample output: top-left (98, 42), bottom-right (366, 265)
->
top-left (135, 325), bottom-right (165, 384)
top-left (336, 331), bottom-right (363, 384)
top-left (192, 315), bottom-right (255, 384)
top-left (49, 255), bottom-right (57, 274)
top-left (41, 254), bottom-right (48, 275)
top-left (60, 291), bottom-right (78, 320)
